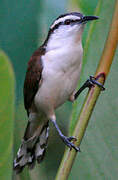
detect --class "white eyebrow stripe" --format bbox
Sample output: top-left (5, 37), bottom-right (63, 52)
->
top-left (51, 15), bottom-right (81, 29)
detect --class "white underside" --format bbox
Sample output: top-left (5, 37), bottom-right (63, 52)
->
top-left (35, 42), bottom-right (83, 117)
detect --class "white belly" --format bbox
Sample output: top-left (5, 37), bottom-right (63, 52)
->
top-left (35, 43), bottom-right (83, 114)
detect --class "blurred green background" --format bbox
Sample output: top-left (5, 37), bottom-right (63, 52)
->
top-left (0, 0), bottom-right (118, 179)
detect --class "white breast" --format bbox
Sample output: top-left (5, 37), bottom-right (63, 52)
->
top-left (35, 42), bottom-right (83, 114)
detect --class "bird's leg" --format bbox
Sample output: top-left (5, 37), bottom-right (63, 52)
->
top-left (51, 118), bottom-right (80, 152)
top-left (74, 76), bottom-right (105, 100)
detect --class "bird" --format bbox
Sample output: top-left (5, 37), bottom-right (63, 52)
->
top-left (14, 12), bottom-right (102, 173)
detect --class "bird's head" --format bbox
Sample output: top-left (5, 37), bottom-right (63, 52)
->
top-left (44, 12), bottom-right (99, 50)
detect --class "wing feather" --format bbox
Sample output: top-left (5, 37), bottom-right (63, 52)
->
top-left (23, 47), bottom-right (45, 115)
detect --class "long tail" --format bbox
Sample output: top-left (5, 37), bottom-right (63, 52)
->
top-left (13, 121), bottom-right (49, 173)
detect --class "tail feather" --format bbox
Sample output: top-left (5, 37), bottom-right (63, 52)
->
top-left (35, 125), bottom-right (49, 162)
top-left (14, 121), bottom-right (49, 173)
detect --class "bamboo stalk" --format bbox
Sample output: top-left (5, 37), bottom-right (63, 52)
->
top-left (55, 0), bottom-right (118, 179)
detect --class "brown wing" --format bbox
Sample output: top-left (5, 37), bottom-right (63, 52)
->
top-left (23, 47), bottom-right (45, 115)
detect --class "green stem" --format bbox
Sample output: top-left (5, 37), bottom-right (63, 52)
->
top-left (55, 0), bottom-right (118, 179)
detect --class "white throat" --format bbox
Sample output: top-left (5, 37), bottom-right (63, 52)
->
top-left (46, 24), bottom-right (84, 52)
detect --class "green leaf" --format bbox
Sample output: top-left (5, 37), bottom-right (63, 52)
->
top-left (78, 0), bottom-right (98, 14)
top-left (69, 0), bottom-right (118, 179)
top-left (0, 0), bottom-right (42, 98)
top-left (0, 51), bottom-right (15, 179)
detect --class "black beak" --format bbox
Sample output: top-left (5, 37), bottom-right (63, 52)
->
top-left (81, 15), bottom-right (99, 23)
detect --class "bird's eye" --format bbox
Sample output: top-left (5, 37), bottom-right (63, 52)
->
top-left (65, 20), bottom-right (71, 25)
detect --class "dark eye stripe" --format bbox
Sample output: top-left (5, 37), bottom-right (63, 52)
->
top-left (50, 22), bottom-right (63, 31)
top-left (53, 22), bottom-right (62, 30)
top-left (51, 19), bottom-right (81, 31)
